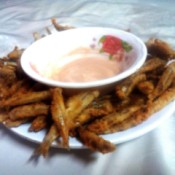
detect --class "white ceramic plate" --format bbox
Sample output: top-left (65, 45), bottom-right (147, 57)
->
top-left (10, 100), bottom-right (175, 148)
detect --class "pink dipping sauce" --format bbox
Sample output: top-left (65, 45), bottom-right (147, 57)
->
top-left (51, 57), bottom-right (121, 82)
top-left (33, 47), bottom-right (125, 83)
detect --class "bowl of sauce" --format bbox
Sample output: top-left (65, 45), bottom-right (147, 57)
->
top-left (21, 27), bottom-right (147, 94)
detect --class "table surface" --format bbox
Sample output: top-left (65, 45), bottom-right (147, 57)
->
top-left (0, 1), bottom-right (175, 175)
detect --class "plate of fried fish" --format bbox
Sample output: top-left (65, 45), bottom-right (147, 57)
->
top-left (1, 20), bottom-right (175, 156)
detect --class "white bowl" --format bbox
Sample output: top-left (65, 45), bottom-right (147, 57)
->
top-left (21, 27), bottom-right (147, 94)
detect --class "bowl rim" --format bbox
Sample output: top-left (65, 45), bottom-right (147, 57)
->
top-left (21, 27), bottom-right (147, 89)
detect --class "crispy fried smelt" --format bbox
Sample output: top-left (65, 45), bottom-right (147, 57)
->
top-left (29, 115), bottom-right (48, 132)
top-left (87, 105), bottom-right (140, 134)
top-left (0, 90), bottom-right (51, 107)
top-left (66, 90), bottom-right (99, 112)
top-left (0, 66), bottom-right (16, 83)
top-left (89, 99), bottom-right (114, 116)
top-left (65, 90), bottom-right (100, 128)
top-left (4, 118), bottom-right (29, 127)
top-left (50, 88), bottom-right (68, 148)
top-left (149, 61), bottom-right (175, 100)
top-left (33, 32), bottom-right (42, 41)
top-left (115, 73), bottom-right (146, 99)
top-left (0, 110), bottom-right (9, 122)
top-left (145, 86), bottom-right (175, 118)
top-left (0, 80), bottom-right (27, 100)
top-left (0, 58), bottom-right (17, 67)
top-left (69, 99), bottom-right (114, 130)
top-left (137, 80), bottom-right (154, 95)
top-left (77, 127), bottom-right (116, 154)
top-left (138, 57), bottom-right (166, 74)
top-left (35, 124), bottom-right (60, 157)
top-left (9, 103), bottom-right (50, 120)
top-left (103, 85), bottom-right (175, 133)
top-left (146, 38), bottom-right (175, 60)
top-left (51, 18), bottom-right (74, 31)
top-left (115, 57), bottom-right (167, 100)
top-left (0, 85), bottom-right (9, 100)
top-left (7, 46), bottom-right (24, 61)
top-left (45, 27), bottom-right (52, 35)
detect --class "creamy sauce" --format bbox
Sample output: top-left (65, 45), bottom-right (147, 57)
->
top-left (51, 57), bottom-right (121, 82)
top-left (33, 47), bottom-right (124, 83)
